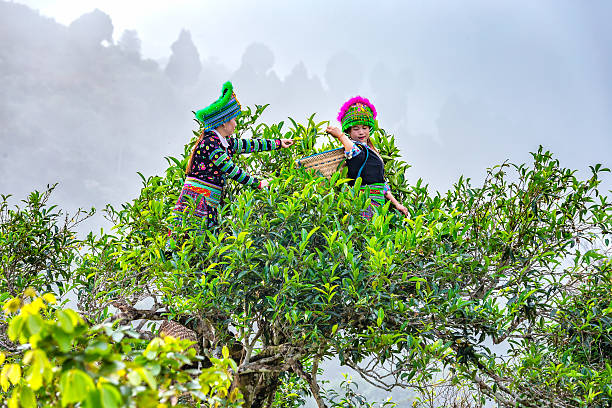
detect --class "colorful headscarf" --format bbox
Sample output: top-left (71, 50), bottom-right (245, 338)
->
top-left (337, 96), bottom-right (377, 133)
top-left (195, 81), bottom-right (242, 130)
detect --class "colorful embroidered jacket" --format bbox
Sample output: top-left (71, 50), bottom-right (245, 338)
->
top-left (187, 131), bottom-right (281, 188)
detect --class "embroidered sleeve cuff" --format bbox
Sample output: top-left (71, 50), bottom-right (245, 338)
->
top-left (233, 138), bottom-right (281, 153)
top-left (383, 182), bottom-right (391, 194)
top-left (345, 145), bottom-right (362, 159)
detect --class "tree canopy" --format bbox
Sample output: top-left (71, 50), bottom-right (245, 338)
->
top-left (1, 106), bottom-right (611, 407)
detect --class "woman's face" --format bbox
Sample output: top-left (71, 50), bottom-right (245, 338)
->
top-left (348, 125), bottom-right (370, 143)
top-left (220, 118), bottom-right (237, 136)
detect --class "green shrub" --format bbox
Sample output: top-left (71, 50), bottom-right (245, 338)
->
top-left (0, 290), bottom-right (241, 407)
top-left (1, 105), bottom-right (610, 407)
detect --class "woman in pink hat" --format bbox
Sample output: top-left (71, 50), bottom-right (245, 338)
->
top-left (326, 96), bottom-right (408, 218)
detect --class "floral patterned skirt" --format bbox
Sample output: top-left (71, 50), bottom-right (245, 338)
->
top-left (171, 178), bottom-right (223, 233)
top-left (360, 183), bottom-right (386, 220)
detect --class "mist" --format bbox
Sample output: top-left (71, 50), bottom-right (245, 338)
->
top-left (2, 1), bottom-right (611, 218)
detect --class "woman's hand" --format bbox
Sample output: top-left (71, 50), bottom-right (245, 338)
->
top-left (325, 126), bottom-right (344, 139)
top-left (259, 180), bottom-right (270, 189)
top-left (395, 203), bottom-right (409, 216)
top-left (280, 139), bottom-right (295, 148)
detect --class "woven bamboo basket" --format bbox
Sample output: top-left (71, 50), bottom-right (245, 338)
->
top-left (296, 147), bottom-right (345, 179)
top-left (159, 320), bottom-right (199, 352)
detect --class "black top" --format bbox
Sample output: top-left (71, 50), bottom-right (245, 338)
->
top-left (346, 142), bottom-right (385, 186)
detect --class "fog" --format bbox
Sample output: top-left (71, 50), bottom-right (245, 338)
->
top-left (2, 0), bottom-right (611, 215)
top-left (1, 0), bottom-right (611, 404)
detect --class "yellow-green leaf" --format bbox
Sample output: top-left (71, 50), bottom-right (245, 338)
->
top-left (137, 368), bottom-right (157, 389)
top-left (23, 288), bottom-right (37, 298)
top-left (1, 365), bottom-right (10, 392)
top-left (25, 350), bottom-right (49, 391)
top-left (3, 298), bottom-right (21, 313)
top-left (7, 316), bottom-right (24, 342)
top-left (52, 326), bottom-right (72, 352)
top-left (84, 389), bottom-right (102, 408)
top-left (60, 369), bottom-right (95, 406)
top-left (127, 370), bottom-right (141, 386)
top-left (65, 309), bottom-right (83, 327)
top-left (26, 315), bottom-right (44, 337)
top-left (20, 385), bottom-right (37, 408)
top-left (99, 383), bottom-right (122, 408)
top-left (57, 311), bottom-right (74, 333)
top-left (8, 391), bottom-right (19, 408)
top-left (7, 364), bottom-right (21, 385)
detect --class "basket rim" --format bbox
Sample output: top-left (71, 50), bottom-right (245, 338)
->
top-left (296, 146), bottom-right (344, 164)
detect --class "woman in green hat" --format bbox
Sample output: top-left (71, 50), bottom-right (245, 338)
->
top-left (326, 96), bottom-right (408, 218)
top-left (172, 81), bottom-right (295, 232)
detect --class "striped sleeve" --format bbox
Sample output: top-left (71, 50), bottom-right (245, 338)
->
top-left (208, 148), bottom-right (260, 186)
top-left (232, 138), bottom-right (282, 154)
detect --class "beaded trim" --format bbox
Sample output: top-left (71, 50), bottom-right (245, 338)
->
top-left (338, 96), bottom-right (377, 132)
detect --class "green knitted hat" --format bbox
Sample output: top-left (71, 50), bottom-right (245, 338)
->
top-left (195, 81), bottom-right (242, 130)
top-left (337, 96), bottom-right (377, 133)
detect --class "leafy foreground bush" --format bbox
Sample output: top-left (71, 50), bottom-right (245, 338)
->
top-left (1, 105), bottom-right (611, 407)
top-left (0, 290), bottom-right (240, 407)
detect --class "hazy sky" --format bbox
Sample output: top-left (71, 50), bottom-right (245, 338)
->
top-left (10, 0), bottom-right (612, 193)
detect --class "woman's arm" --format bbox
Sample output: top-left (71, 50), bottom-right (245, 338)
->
top-left (384, 188), bottom-right (409, 216)
top-left (208, 147), bottom-right (260, 186)
top-left (325, 126), bottom-right (365, 160)
top-left (325, 126), bottom-right (354, 152)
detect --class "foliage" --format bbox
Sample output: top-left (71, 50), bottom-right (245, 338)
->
top-left (322, 375), bottom-right (396, 408)
top-left (0, 290), bottom-right (241, 407)
top-left (1, 105), bottom-right (611, 407)
top-left (0, 185), bottom-right (91, 298)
